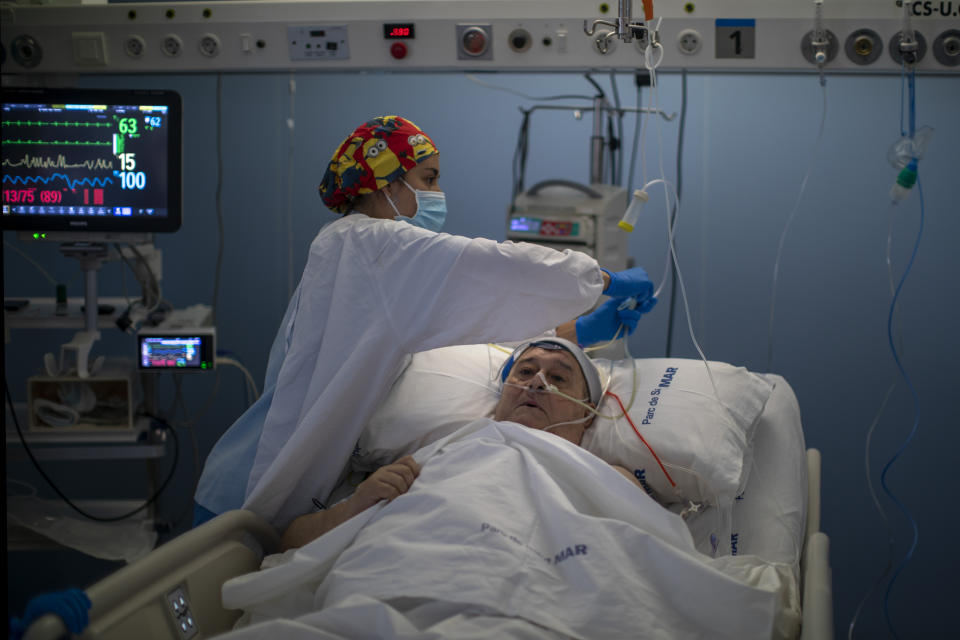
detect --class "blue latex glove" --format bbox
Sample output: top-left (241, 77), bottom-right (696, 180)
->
top-left (575, 296), bottom-right (657, 347)
top-left (602, 267), bottom-right (655, 302)
top-left (9, 589), bottom-right (91, 640)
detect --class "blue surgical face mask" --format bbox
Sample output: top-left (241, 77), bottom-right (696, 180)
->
top-left (388, 178), bottom-right (447, 232)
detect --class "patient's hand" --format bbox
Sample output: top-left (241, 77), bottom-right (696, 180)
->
top-left (350, 455), bottom-right (421, 512)
top-left (281, 455), bottom-right (422, 551)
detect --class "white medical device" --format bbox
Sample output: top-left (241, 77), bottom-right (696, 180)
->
top-left (137, 327), bottom-right (217, 371)
top-left (508, 180), bottom-right (629, 272)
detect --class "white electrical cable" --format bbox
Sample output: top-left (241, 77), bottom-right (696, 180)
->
top-left (465, 74), bottom-right (595, 102)
top-left (217, 356), bottom-right (261, 402)
top-left (4, 240), bottom-right (58, 286)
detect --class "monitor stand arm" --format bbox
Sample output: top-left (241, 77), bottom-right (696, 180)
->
top-left (57, 243), bottom-right (109, 379)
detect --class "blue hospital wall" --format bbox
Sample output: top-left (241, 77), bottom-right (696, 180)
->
top-left (4, 70), bottom-right (958, 637)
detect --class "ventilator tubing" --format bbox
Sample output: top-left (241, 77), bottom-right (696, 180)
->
top-left (618, 189), bottom-right (650, 232)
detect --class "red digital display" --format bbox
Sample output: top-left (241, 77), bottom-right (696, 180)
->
top-left (383, 23), bottom-right (415, 39)
top-left (540, 221), bottom-right (575, 236)
top-left (3, 188), bottom-right (64, 204)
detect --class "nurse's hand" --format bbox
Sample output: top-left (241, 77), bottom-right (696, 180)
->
top-left (350, 455), bottom-right (421, 512)
top-left (575, 296), bottom-right (656, 346)
top-left (602, 267), bottom-right (654, 302)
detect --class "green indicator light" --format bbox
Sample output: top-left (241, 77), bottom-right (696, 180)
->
top-left (201, 362), bottom-right (207, 369)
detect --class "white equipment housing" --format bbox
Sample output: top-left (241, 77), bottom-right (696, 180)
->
top-left (508, 181), bottom-right (629, 272)
top-left (1, 0), bottom-right (958, 75)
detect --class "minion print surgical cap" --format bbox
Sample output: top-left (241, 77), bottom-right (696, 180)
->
top-left (318, 115), bottom-right (438, 214)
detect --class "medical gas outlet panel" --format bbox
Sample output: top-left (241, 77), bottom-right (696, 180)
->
top-left (2, 1), bottom-right (959, 75)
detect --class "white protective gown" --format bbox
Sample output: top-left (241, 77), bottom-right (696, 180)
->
top-left (204, 214), bottom-right (604, 530)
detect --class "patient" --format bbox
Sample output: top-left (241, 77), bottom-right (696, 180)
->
top-left (281, 338), bottom-right (642, 550)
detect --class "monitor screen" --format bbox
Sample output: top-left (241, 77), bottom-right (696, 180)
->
top-left (138, 332), bottom-right (215, 370)
top-left (2, 86), bottom-right (182, 235)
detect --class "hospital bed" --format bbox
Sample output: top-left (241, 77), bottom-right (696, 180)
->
top-left (22, 358), bottom-right (834, 639)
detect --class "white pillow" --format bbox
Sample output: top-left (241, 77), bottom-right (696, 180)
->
top-left (355, 345), bottom-right (773, 508)
top-left (354, 344), bottom-right (507, 471)
top-left (679, 374), bottom-right (807, 566)
top-left (582, 358), bottom-right (774, 506)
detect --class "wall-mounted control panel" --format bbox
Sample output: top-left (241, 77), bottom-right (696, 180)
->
top-left (1, 0), bottom-right (958, 74)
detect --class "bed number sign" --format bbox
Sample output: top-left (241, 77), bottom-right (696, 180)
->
top-left (715, 19), bottom-right (756, 59)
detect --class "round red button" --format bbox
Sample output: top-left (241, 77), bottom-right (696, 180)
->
top-left (390, 42), bottom-right (407, 59)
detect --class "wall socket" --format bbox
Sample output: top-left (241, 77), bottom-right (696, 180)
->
top-left (677, 29), bottom-right (702, 55)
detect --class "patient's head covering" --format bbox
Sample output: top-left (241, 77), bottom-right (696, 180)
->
top-left (319, 115), bottom-right (439, 214)
top-left (500, 337), bottom-right (603, 405)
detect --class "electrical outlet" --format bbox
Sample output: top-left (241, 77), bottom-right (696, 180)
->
top-left (199, 33), bottom-right (221, 57)
top-left (677, 29), bottom-right (702, 55)
top-left (161, 34), bottom-right (183, 58)
top-left (124, 35), bottom-right (145, 59)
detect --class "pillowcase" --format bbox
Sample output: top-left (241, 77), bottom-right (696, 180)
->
top-left (581, 357), bottom-right (774, 506)
top-left (355, 345), bottom-right (774, 508)
top-left (354, 344), bottom-right (506, 471)
top-left (681, 374), bottom-right (806, 568)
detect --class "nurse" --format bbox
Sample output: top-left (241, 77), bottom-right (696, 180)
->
top-left (194, 116), bottom-right (657, 530)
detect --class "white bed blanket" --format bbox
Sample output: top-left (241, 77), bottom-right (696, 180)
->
top-left (222, 420), bottom-right (793, 639)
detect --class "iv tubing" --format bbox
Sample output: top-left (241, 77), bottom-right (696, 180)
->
top-left (879, 179), bottom-right (923, 640)
top-left (641, 37), bottom-right (736, 428)
top-left (766, 81), bottom-right (828, 373)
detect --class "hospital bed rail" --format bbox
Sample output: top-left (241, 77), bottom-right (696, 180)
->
top-left (23, 509), bottom-right (280, 640)
top-left (24, 450), bottom-right (833, 640)
top-left (800, 448), bottom-right (834, 640)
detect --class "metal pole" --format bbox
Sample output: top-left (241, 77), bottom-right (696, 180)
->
top-left (590, 95), bottom-right (605, 184)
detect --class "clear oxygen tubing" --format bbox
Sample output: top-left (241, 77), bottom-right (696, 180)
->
top-left (765, 79), bottom-right (828, 373)
top-left (852, 59), bottom-right (924, 640)
top-left (664, 68), bottom-right (687, 359)
top-left (502, 373), bottom-right (675, 490)
top-left (847, 176), bottom-right (909, 640)
top-left (878, 178), bottom-right (923, 640)
top-left (639, 25), bottom-right (738, 430)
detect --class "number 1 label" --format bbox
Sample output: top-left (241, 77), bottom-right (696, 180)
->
top-left (715, 19), bottom-right (756, 59)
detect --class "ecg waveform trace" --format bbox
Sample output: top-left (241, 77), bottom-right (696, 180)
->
top-left (3, 154), bottom-right (114, 171)
top-left (2, 119), bottom-right (113, 128)
top-left (2, 139), bottom-right (112, 147)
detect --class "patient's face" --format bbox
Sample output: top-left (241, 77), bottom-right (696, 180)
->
top-left (494, 347), bottom-right (594, 445)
